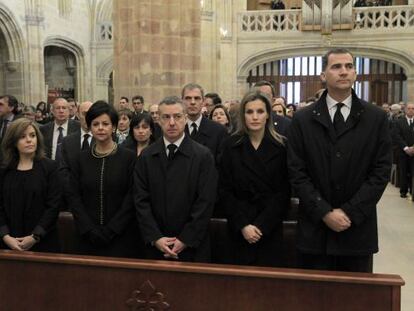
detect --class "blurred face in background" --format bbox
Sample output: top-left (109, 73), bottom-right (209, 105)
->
top-left (211, 107), bottom-right (229, 126)
top-left (149, 104), bottom-right (160, 123)
top-left (133, 120), bottom-right (152, 144)
top-left (118, 114), bottom-right (131, 132)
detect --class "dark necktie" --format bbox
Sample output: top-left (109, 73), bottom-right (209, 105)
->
top-left (167, 144), bottom-right (177, 161)
top-left (333, 103), bottom-right (345, 134)
top-left (82, 133), bottom-right (90, 150)
top-left (55, 126), bottom-right (64, 161)
top-left (190, 123), bottom-right (198, 138)
top-left (1, 119), bottom-right (9, 138)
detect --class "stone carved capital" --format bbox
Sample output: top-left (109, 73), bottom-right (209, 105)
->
top-left (5, 61), bottom-right (20, 72)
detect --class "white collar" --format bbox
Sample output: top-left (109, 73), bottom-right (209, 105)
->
top-left (187, 114), bottom-right (202, 129)
top-left (163, 133), bottom-right (185, 151)
top-left (326, 93), bottom-right (352, 111)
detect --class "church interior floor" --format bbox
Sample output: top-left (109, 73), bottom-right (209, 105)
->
top-left (375, 184), bottom-right (414, 311)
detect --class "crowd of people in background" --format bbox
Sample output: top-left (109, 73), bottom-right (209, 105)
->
top-left (0, 48), bottom-right (396, 273)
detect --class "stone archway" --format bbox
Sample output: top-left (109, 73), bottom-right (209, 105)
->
top-left (44, 36), bottom-right (86, 101)
top-left (0, 4), bottom-right (26, 102)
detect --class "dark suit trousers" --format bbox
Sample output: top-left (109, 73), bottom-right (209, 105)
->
top-left (298, 252), bottom-right (373, 273)
top-left (398, 152), bottom-right (413, 194)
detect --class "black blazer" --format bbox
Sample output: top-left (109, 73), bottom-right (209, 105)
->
top-left (392, 117), bottom-right (414, 154)
top-left (272, 113), bottom-right (291, 137)
top-left (287, 90), bottom-right (392, 256)
top-left (40, 119), bottom-right (80, 159)
top-left (185, 117), bottom-right (228, 162)
top-left (134, 135), bottom-right (218, 262)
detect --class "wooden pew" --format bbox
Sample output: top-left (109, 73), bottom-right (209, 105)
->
top-left (0, 250), bottom-right (404, 311)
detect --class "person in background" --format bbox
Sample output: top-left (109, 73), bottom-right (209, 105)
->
top-left (118, 96), bottom-right (130, 111)
top-left (204, 93), bottom-right (222, 116)
top-left (116, 109), bottom-right (132, 144)
top-left (121, 113), bottom-right (155, 157)
top-left (148, 103), bottom-right (162, 139)
top-left (22, 106), bottom-right (37, 122)
top-left (0, 118), bottom-right (61, 253)
top-left (209, 104), bottom-right (233, 134)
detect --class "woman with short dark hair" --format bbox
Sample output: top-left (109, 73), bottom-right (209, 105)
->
top-left (218, 91), bottom-right (289, 267)
top-left (121, 113), bottom-right (155, 156)
top-left (0, 118), bottom-right (61, 252)
top-left (68, 101), bottom-right (141, 257)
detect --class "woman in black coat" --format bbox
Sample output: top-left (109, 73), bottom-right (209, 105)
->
top-left (68, 101), bottom-right (141, 258)
top-left (219, 91), bottom-right (289, 267)
top-left (0, 118), bottom-right (61, 253)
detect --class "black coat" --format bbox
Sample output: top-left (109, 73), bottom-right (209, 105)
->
top-left (67, 147), bottom-right (140, 258)
top-left (287, 90), bottom-right (392, 256)
top-left (185, 117), bottom-right (228, 162)
top-left (0, 158), bottom-right (61, 252)
top-left (272, 113), bottom-right (291, 137)
top-left (40, 119), bottom-right (80, 159)
top-left (134, 135), bottom-right (217, 262)
top-left (219, 133), bottom-right (289, 266)
top-left (392, 117), bottom-right (414, 154)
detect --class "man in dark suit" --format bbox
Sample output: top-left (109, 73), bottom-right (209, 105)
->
top-left (132, 95), bottom-right (148, 116)
top-left (134, 96), bottom-right (217, 262)
top-left (0, 95), bottom-right (22, 141)
top-left (254, 81), bottom-right (291, 137)
top-left (288, 48), bottom-right (392, 273)
top-left (181, 83), bottom-right (228, 162)
top-left (392, 102), bottom-right (414, 198)
top-left (40, 97), bottom-right (80, 161)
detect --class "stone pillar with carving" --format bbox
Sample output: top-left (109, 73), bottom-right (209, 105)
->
top-left (24, 0), bottom-right (46, 105)
top-left (113, 0), bottom-right (201, 107)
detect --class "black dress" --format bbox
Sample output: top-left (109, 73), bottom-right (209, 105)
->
top-left (0, 158), bottom-right (61, 252)
top-left (219, 133), bottom-right (289, 267)
top-left (68, 145), bottom-right (142, 258)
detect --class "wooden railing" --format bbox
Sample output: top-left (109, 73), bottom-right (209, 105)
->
top-left (354, 5), bottom-right (414, 30)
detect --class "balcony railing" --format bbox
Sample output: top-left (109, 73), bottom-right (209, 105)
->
top-left (353, 5), bottom-right (414, 30)
top-left (239, 10), bottom-right (301, 33)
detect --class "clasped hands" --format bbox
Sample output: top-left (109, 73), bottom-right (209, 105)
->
top-left (241, 224), bottom-right (262, 244)
top-left (323, 209), bottom-right (351, 232)
top-left (155, 237), bottom-right (186, 259)
top-left (2, 234), bottom-right (37, 251)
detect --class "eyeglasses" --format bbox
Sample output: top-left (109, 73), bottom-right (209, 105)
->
top-left (133, 102), bottom-right (142, 105)
top-left (160, 113), bottom-right (184, 121)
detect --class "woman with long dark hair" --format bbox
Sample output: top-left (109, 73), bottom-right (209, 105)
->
top-left (0, 118), bottom-right (61, 252)
top-left (218, 91), bottom-right (289, 267)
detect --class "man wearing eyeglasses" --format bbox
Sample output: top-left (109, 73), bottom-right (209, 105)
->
top-left (132, 95), bottom-right (148, 116)
top-left (182, 83), bottom-right (228, 162)
top-left (134, 96), bottom-right (217, 262)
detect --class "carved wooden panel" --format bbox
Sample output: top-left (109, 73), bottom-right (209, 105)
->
top-left (126, 280), bottom-right (170, 311)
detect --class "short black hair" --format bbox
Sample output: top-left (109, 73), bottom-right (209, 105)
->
top-left (0, 95), bottom-right (19, 114)
top-left (120, 96), bottom-right (129, 102)
top-left (129, 113), bottom-right (155, 141)
top-left (205, 93), bottom-right (222, 105)
top-left (132, 95), bottom-right (144, 104)
top-left (86, 100), bottom-right (118, 129)
top-left (322, 48), bottom-right (354, 71)
top-left (254, 81), bottom-right (276, 98)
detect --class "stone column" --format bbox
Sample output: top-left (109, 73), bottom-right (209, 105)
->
top-left (406, 75), bottom-right (414, 103)
top-left (24, 0), bottom-right (46, 105)
top-left (113, 0), bottom-right (201, 107)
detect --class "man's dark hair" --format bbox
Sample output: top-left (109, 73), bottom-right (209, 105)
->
top-left (86, 100), bottom-right (119, 129)
top-left (120, 96), bottom-right (129, 103)
top-left (205, 93), bottom-right (222, 106)
top-left (254, 80), bottom-right (276, 98)
top-left (0, 95), bottom-right (19, 114)
top-left (322, 48), bottom-right (354, 71)
top-left (132, 95), bottom-right (144, 104)
top-left (181, 83), bottom-right (204, 99)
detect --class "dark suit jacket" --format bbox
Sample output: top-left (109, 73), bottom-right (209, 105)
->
top-left (185, 116), bottom-right (228, 162)
top-left (392, 117), bottom-right (414, 153)
top-left (134, 135), bottom-right (218, 262)
top-left (40, 119), bottom-right (80, 159)
top-left (287, 90), bottom-right (392, 256)
top-left (272, 113), bottom-right (291, 137)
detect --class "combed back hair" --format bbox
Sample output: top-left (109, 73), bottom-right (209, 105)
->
top-left (129, 113), bottom-right (155, 143)
top-left (0, 95), bottom-right (19, 114)
top-left (118, 109), bottom-right (133, 120)
top-left (159, 96), bottom-right (187, 113)
top-left (1, 118), bottom-right (45, 168)
top-left (86, 100), bottom-right (119, 129)
top-left (181, 83), bottom-right (204, 99)
top-left (132, 95), bottom-right (144, 103)
top-left (322, 48), bottom-right (354, 71)
top-left (253, 81), bottom-right (276, 98)
top-left (120, 96), bottom-right (129, 102)
top-left (236, 91), bottom-right (285, 146)
top-left (205, 93), bottom-right (222, 105)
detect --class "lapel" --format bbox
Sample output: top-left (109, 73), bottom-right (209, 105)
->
top-left (197, 117), bottom-right (211, 141)
top-left (335, 91), bottom-right (364, 138)
top-left (45, 123), bottom-right (55, 157)
top-left (311, 93), bottom-right (337, 143)
top-left (148, 138), bottom-right (168, 175)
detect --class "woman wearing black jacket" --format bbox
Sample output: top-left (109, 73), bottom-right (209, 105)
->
top-left (219, 91), bottom-right (289, 267)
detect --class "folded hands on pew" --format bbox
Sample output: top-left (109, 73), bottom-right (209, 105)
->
top-left (155, 237), bottom-right (186, 259)
top-left (2, 234), bottom-right (37, 251)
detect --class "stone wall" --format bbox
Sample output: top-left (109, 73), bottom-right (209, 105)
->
top-left (113, 0), bottom-right (201, 108)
